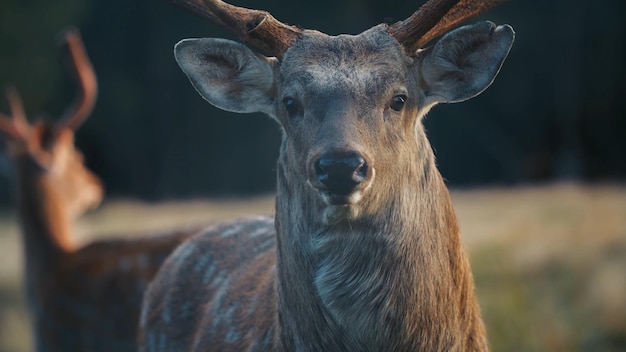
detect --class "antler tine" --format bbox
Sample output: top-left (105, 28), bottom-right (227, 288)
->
top-left (416, 0), bottom-right (508, 48)
top-left (57, 28), bottom-right (98, 131)
top-left (388, 0), bottom-right (459, 55)
top-left (388, 0), bottom-right (507, 54)
top-left (171, 0), bottom-right (301, 59)
top-left (0, 87), bottom-right (29, 141)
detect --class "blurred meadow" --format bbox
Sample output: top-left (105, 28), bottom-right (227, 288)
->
top-left (1, 184), bottom-right (625, 351)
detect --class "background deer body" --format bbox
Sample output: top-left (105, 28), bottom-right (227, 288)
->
top-left (141, 0), bottom-right (514, 351)
top-left (0, 30), bottom-right (194, 352)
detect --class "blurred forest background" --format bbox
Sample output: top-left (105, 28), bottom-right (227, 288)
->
top-left (0, 1), bottom-right (625, 351)
top-left (0, 0), bottom-right (624, 201)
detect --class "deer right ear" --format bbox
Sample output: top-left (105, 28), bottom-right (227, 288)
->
top-left (417, 21), bottom-right (514, 108)
top-left (174, 38), bottom-right (277, 115)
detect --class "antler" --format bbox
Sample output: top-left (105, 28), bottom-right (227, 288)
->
top-left (0, 87), bottom-right (29, 141)
top-left (388, 0), bottom-right (507, 55)
top-left (171, 0), bottom-right (302, 59)
top-left (57, 28), bottom-right (98, 131)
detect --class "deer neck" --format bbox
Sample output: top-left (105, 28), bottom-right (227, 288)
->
top-left (15, 157), bottom-right (73, 268)
top-left (274, 139), bottom-right (485, 351)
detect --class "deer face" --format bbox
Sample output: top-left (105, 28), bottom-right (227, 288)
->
top-left (10, 123), bottom-right (105, 219)
top-left (45, 127), bottom-right (104, 219)
top-left (274, 27), bottom-right (416, 220)
top-left (175, 22), bottom-right (513, 223)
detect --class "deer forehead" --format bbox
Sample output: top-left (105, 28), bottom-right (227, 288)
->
top-left (278, 26), bottom-right (415, 100)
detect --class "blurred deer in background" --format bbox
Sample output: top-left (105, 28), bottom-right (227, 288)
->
top-left (0, 29), bottom-right (194, 352)
top-left (140, 0), bottom-right (514, 351)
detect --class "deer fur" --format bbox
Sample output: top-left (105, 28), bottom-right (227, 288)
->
top-left (0, 29), bottom-right (197, 351)
top-left (140, 12), bottom-right (514, 352)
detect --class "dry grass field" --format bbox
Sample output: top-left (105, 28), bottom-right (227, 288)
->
top-left (0, 183), bottom-right (624, 351)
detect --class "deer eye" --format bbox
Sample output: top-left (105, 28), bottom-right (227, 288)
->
top-left (390, 95), bottom-right (407, 112)
top-left (282, 97), bottom-right (302, 118)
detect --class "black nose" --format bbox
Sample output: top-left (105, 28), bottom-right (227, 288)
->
top-left (313, 152), bottom-right (368, 195)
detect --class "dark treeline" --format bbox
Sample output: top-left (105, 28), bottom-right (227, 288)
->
top-left (0, 0), bottom-right (624, 203)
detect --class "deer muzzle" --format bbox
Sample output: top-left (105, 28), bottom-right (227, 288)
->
top-left (308, 150), bottom-right (374, 206)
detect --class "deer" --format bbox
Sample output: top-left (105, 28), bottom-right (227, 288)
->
top-left (139, 0), bottom-right (515, 350)
top-left (0, 29), bottom-right (196, 352)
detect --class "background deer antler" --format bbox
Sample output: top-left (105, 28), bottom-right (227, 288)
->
top-left (0, 29), bottom-right (97, 163)
top-left (0, 87), bottom-right (29, 142)
top-left (171, 0), bottom-right (302, 58)
top-left (56, 28), bottom-right (98, 132)
top-left (388, 0), bottom-right (508, 54)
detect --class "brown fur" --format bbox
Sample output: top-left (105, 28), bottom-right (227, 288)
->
top-left (141, 3), bottom-right (514, 351)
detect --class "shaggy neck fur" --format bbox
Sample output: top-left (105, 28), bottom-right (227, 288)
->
top-left (274, 129), bottom-right (488, 352)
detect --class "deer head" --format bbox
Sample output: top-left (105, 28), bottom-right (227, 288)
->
top-left (0, 29), bottom-right (103, 221)
top-left (172, 0), bottom-right (514, 225)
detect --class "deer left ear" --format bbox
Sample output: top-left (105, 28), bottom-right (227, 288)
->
top-left (418, 21), bottom-right (514, 107)
top-left (174, 38), bottom-right (278, 116)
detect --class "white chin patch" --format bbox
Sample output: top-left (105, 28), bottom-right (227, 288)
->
top-left (320, 190), bottom-right (364, 206)
top-left (321, 205), bottom-right (360, 225)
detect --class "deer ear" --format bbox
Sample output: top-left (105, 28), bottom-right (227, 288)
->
top-left (418, 21), bottom-right (514, 107)
top-left (174, 38), bottom-right (277, 115)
